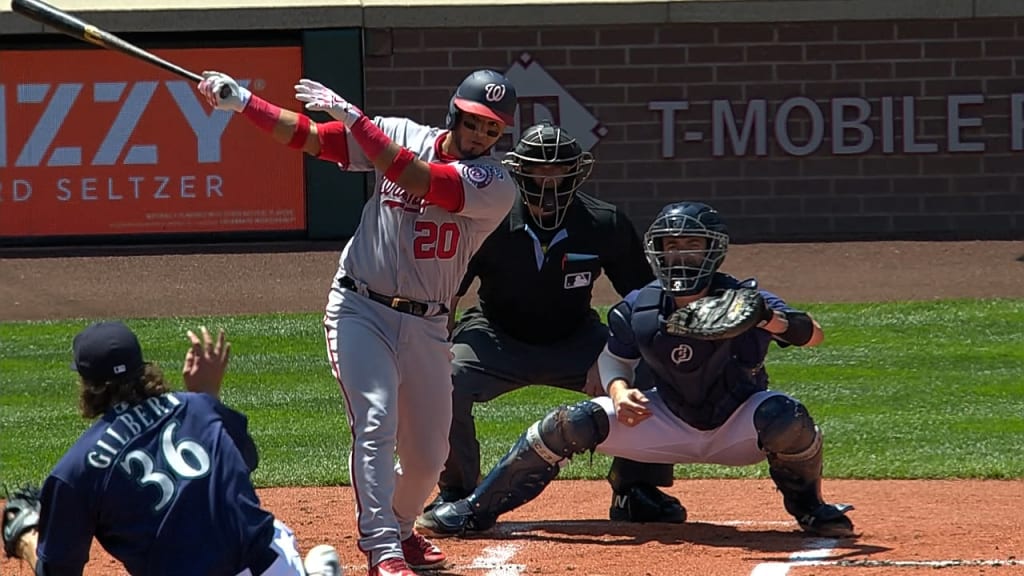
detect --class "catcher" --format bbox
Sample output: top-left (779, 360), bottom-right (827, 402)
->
top-left (2, 322), bottom-right (341, 576)
top-left (417, 201), bottom-right (856, 538)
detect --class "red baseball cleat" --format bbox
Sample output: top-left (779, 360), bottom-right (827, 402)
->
top-left (369, 557), bottom-right (417, 576)
top-left (401, 531), bottom-right (447, 569)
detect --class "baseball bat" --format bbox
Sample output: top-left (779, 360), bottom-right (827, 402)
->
top-left (10, 0), bottom-right (231, 98)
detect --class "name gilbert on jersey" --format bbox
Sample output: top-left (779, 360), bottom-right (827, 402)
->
top-left (380, 179), bottom-right (428, 214)
top-left (86, 393), bottom-right (182, 469)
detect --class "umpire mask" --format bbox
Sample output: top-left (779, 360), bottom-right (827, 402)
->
top-left (503, 122), bottom-right (594, 231)
top-left (644, 202), bottom-right (729, 297)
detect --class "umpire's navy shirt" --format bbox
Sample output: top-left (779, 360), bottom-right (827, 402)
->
top-left (36, 392), bottom-right (276, 576)
top-left (458, 193), bottom-right (653, 344)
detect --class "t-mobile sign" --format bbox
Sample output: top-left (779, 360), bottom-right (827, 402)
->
top-left (650, 94), bottom-right (1024, 158)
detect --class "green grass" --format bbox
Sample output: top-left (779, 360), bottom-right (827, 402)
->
top-left (2, 299), bottom-right (1022, 488)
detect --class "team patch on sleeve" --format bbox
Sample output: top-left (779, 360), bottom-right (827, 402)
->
top-left (461, 164), bottom-right (503, 189)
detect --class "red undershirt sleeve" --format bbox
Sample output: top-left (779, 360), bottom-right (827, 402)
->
top-left (426, 164), bottom-right (466, 212)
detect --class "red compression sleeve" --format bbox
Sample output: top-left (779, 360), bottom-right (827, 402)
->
top-left (316, 121), bottom-right (350, 164)
top-left (286, 114), bottom-right (311, 149)
top-left (347, 115), bottom-right (390, 160)
top-left (240, 95), bottom-right (282, 133)
top-left (384, 148), bottom-right (415, 183)
top-left (426, 164), bottom-right (465, 212)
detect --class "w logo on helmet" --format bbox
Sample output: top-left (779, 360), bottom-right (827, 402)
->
top-left (484, 83), bottom-right (507, 102)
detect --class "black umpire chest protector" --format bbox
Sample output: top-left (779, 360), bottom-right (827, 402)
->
top-left (630, 275), bottom-right (769, 430)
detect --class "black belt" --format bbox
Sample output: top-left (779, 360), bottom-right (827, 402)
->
top-left (338, 276), bottom-right (446, 317)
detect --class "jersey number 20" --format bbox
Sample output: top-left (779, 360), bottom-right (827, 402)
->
top-left (414, 221), bottom-right (460, 259)
top-left (120, 421), bottom-right (212, 511)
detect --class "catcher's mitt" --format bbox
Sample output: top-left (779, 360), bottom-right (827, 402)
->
top-left (3, 484), bottom-right (41, 559)
top-left (664, 288), bottom-right (772, 341)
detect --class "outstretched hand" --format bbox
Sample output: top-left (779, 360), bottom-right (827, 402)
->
top-left (293, 79), bottom-right (363, 127)
top-left (182, 327), bottom-right (231, 399)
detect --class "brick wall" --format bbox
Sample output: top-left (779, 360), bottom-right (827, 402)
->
top-left (363, 20), bottom-right (1024, 242)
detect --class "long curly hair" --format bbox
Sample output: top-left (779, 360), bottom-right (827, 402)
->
top-left (79, 363), bottom-right (170, 418)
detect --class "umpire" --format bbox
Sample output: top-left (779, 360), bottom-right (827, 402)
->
top-left (422, 121), bottom-right (684, 526)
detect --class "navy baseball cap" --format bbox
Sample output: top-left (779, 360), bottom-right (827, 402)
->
top-left (71, 321), bottom-right (145, 381)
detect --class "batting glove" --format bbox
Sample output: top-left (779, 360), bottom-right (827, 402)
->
top-left (198, 71), bottom-right (251, 113)
top-left (294, 79), bottom-right (363, 127)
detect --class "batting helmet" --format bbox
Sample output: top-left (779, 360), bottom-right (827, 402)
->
top-left (644, 202), bottom-right (729, 296)
top-left (503, 121), bottom-right (594, 230)
top-left (445, 69), bottom-right (518, 129)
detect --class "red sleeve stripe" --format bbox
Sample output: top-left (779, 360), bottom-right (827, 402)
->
top-left (426, 164), bottom-right (465, 212)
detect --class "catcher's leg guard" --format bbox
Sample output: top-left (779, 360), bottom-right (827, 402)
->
top-left (755, 395), bottom-right (855, 537)
top-left (417, 400), bottom-right (609, 536)
top-left (607, 458), bottom-right (686, 523)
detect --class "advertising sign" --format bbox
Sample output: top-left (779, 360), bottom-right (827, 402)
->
top-left (0, 46), bottom-right (304, 236)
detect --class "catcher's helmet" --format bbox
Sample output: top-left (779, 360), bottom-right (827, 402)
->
top-left (645, 202), bottom-right (729, 296)
top-left (445, 69), bottom-right (517, 129)
top-left (503, 121), bottom-right (594, 230)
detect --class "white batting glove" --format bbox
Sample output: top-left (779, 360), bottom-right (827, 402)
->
top-left (198, 71), bottom-right (251, 113)
top-left (294, 79), bottom-right (362, 127)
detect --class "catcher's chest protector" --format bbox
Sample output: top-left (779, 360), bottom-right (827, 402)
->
top-left (631, 282), bottom-right (768, 430)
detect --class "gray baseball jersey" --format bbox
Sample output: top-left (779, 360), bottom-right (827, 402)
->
top-left (331, 117), bottom-right (515, 305)
top-left (321, 116), bottom-right (516, 567)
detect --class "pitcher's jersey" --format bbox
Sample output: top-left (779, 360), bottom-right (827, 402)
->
top-left (36, 392), bottom-right (276, 576)
top-left (333, 116), bottom-right (517, 305)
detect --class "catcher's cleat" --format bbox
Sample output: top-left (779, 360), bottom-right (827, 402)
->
top-left (415, 500), bottom-right (493, 537)
top-left (422, 487), bottom-right (471, 514)
top-left (400, 531), bottom-right (447, 569)
top-left (303, 544), bottom-right (342, 576)
top-left (609, 484), bottom-right (687, 524)
top-left (795, 503), bottom-right (857, 537)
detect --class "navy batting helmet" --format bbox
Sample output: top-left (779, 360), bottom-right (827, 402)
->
top-left (445, 69), bottom-right (517, 129)
top-left (503, 122), bottom-right (594, 230)
top-left (644, 202), bottom-right (729, 296)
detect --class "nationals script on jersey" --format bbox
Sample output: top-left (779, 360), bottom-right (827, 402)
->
top-left (333, 116), bottom-right (517, 305)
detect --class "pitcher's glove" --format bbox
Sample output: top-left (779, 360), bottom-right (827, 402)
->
top-left (664, 288), bottom-right (773, 340)
top-left (3, 485), bottom-right (41, 559)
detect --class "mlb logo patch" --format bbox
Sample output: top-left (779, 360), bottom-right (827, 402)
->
top-left (564, 272), bottom-right (592, 289)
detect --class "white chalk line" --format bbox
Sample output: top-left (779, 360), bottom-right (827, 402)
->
top-left (751, 538), bottom-right (838, 576)
top-left (468, 543), bottom-right (525, 575)
top-left (455, 520), bottom-right (797, 575)
top-left (801, 559), bottom-right (1024, 568)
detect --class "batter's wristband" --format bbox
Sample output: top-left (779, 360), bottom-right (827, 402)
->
top-left (384, 148), bottom-right (416, 183)
top-left (240, 95), bottom-right (283, 133)
top-left (286, 114), bottom-right (312, 149)
top-left (348, 115), bottom-right (390, 160)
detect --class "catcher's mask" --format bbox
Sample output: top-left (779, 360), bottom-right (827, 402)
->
top-left (644, 202), bottom-right (729, 296)
top-left (503, 121), bottom-right (594, 230)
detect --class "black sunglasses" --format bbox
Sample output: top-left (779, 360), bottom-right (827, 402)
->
top-left (461, 118), bottom-right (502, 138)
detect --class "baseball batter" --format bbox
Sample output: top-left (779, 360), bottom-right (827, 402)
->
top-left (198, 69), bottom-right (518, 576)
top-left (418, 202), bottom-right (857, 539)
top-left (1, 322), bottom-right (341, 576)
